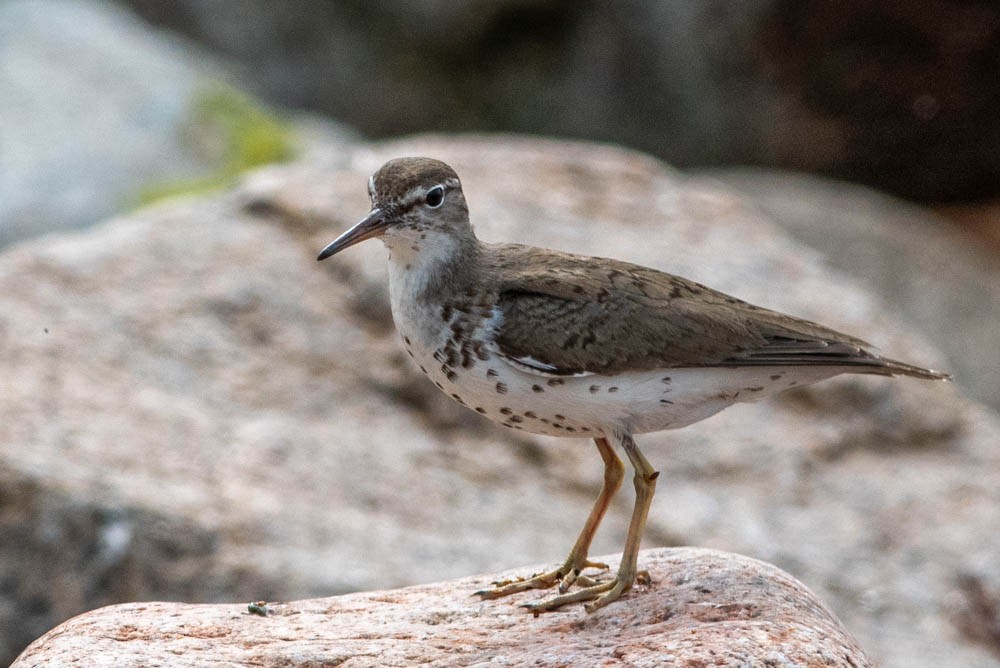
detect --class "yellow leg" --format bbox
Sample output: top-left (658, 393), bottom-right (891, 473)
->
top-left (522, 431), bottom-right (658, 614)
top-left (475, 437), bottom-right (625, 600)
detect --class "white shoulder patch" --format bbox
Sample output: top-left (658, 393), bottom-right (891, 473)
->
top-left (499, 353), bottom-right (596, 378)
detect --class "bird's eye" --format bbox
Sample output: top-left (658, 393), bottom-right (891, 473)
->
top-left (425, 185), bottom-right (444, 208)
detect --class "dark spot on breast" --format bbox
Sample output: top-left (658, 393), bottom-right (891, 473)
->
top-left (539, 418), bottom-right (550, 424)
top-left (660, 399), bottom-right (674, 404)
top-left (499, 407), bottom-right (512, 415)
top-left (608, 386), bottom-right (619, 393)
top-left (443, 367), bottom-right (457, 382)
top-left (451, 393), bottom-right (466, 405)
top-left (554, 414), bottom-right (566, 421)
top-left (590, 385), bottom-right (600, 394)
top-left (580, 426), bottom-right (591, 432)
top-left (770, 374), bottom-right (782, 381)
top-left (403, 336), bottom-right (411, 346)
top-left (411, 245), bottom-right (420, 252)
top-left (496, 382), bottom-right (508, 394)
top-left (662, 376), bottom-right (672, 384)
top-left (405, 264), bottom-right (411, 270)
top-left (532, 384), bottom-right (544, 393)
top-left (565, 426), bottom-right (576, 432)
top-left (524, 411), bottom-right (537, 419)
top-left (475, 407), bottom-right (487, 414)
top-left (434, 381), bottom-right (444, 390)
top-left (434, 350), bottom-right (447, 363)
top-left (553, 423), bottom-right (564, 430)
top-left (486, 368), bottom-right (499, 378)
top-left (547, 378), bottom-right (565, 387)
top-left (510, 415), bottom-right (524, 423)
top-left (419, 365), bottom-right (427, 374)
top-left (746, 386), bottom-right (764, 392)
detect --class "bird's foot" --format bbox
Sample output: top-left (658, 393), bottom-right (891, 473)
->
top-left (521, 568), bottom-right (651, 615)
top-left (473, 558), bottom-right (609, 600)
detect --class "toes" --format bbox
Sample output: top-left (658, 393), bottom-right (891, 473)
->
top-left (474, 570), bottom-right (562, 600)
top-left (523, 580), bottom-right (618, 614)
top-left (583, 580), bottom-right (627, 613)
top-left (557, 569), bottom-right (579, 593)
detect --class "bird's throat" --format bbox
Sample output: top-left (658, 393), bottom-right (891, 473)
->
top-left (386, 232), bottom-right (482, 313)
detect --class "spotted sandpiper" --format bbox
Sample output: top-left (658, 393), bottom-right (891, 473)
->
top-left (317, 157), bottom-right (949, 614)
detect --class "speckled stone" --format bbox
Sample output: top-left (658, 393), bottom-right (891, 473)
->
top-left (11, 548), bottom-right (873, 668)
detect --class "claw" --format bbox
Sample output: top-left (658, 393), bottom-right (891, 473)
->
top-left (524, 578), bottom-right (621, 614)
top-left (475, 558), bottom-right (612, 601)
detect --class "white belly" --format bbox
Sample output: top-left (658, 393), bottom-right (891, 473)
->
top-left (401, 330), bottom-right (838, 438)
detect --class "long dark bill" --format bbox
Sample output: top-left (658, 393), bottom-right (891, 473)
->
top-left (316, 208), bottom-right (387, 261)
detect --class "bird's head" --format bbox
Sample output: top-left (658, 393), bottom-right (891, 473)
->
top-left (317, 157), bottom-right (471, 261)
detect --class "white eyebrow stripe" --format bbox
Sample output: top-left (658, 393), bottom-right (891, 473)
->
top-left (396, 178), bottom-right (463, 208)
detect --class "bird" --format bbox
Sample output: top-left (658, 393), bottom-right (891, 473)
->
top-left (316, 156), bottom-right (949, 614)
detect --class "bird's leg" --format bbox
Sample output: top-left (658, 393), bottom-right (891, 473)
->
top-left (521, 431), bottom-right (658, 614)
top-left (474, 437), bottom-right (624, 600)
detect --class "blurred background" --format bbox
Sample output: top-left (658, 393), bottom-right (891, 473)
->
top-left (3, 1), bottom-right (1000, 666)
top-left (124, 0), bottom-right (1000, 204)
top-left (5, 0), bottom-right (1000, 242)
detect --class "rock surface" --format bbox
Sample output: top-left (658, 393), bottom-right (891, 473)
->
top-left (2, 136), bottom-right (999, 667)
top-left (0, 0), bottom-right (285, 248)
top-left (12, 548), bottom-right (873, 667)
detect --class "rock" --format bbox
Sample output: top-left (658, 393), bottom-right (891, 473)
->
top-left (123, 0), bottom-right (1000, 201)
top-left (709, 168), bottom-right (1000, 413)
top-left (0, 0), bottom-right (309, 249)
top-left (2, 136), bottom-right (999, 667)
top-left (12, 548), bottom-right (873, 667)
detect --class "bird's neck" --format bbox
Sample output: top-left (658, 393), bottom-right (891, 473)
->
top-left (385, 229), bottom-right (483, 316)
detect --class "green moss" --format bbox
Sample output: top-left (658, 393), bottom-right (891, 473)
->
top-left (138, 85), bottom-right (297, 205)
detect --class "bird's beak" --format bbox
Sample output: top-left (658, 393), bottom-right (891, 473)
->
top-left (317, 208), bottom-right (387, 261)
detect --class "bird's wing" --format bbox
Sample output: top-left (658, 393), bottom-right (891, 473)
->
top-left (489, 245), bottom-right (881, 376)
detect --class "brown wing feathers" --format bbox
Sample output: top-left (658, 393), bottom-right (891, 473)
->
top-left (490, 244), bottom-right (948, 380)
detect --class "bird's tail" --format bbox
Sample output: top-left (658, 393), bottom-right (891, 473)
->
top-left (866, 357), bottom-right (951, 381)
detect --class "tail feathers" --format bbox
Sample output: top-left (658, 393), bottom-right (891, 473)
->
top-left (724, 337), bottom-right (951, 381)
top-left (863, 357), bottom-right (951, 381)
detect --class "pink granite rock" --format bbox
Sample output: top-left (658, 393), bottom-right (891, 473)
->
top-left (13, 548), bottom-right (872, 667)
